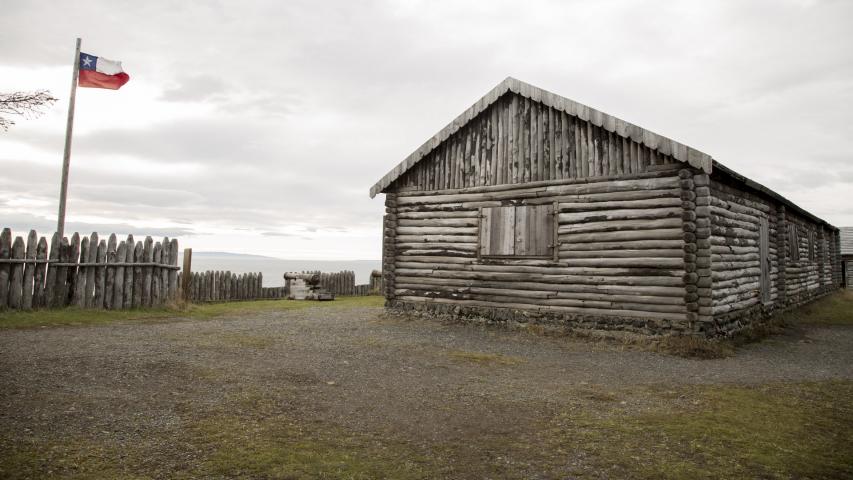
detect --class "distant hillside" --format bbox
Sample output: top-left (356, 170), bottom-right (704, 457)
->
top-left (188, 251), bottom-right (278, 260)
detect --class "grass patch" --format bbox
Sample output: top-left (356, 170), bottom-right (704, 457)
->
top-left (781, 289), bottom-right (853, 326)
top-left (0, 295), bottom-right (385, 330)
top-left (654, 335), bottom-right (735, 359)
top-left (447, 349), bottom-right (525, 365)
top-left (0, 389), bottom-right (433, 480)
top-left (547, 381), bottom-right (853, 479)
top-left (187, 413), bottom-right (430, 479)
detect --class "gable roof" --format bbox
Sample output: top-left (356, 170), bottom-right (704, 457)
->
top-left (369, 77), bottom-right (714, 198)
top-left (841, 227), bottom-right (853, 256)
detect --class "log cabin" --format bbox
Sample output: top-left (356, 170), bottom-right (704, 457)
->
top-left (842, 227), bottom-right (853, 288)
top-left (369, 78), bottom-right (842, 336)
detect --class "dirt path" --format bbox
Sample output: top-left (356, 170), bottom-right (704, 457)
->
top-left (1, 306), bottom-right (851, 478)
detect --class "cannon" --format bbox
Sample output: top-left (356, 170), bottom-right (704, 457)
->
top-left (283, 272), bottom-right (335, 301)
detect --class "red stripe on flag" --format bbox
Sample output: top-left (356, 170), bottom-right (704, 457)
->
top-left (79, 70), bottom-right (130, 90)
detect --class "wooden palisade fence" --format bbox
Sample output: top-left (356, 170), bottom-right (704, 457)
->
top-left (180, 270), bottom-right (286, 303)
top-left (0, 228), bottom-right (179, 311)
top-left (301, 270), bottom-right (378, 297)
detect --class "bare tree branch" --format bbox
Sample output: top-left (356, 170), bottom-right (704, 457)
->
top-left (0, 90), bottom-right (59, 131)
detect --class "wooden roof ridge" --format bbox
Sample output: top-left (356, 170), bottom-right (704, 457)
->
top-left (369, 76), bottom-right (714, 198)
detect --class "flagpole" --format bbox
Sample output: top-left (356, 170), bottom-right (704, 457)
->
top-left (57, 37), bottom-right (81, 239)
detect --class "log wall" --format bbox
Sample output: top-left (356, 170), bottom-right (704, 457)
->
top-left (393, 93), bottom-right (680, 192)
top-left (386, 169), bottom-right (691, 335)
top-left (0, 228), bottom-right (179, 311)
top-left (707, 175), bottom-right (839, 333)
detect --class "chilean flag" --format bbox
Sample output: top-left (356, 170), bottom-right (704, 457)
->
top-left (78, 52), bottom-right (130, 90)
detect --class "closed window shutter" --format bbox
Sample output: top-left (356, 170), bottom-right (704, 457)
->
top-left (481, 204), bottom-right (554, 257)
top-left (481, 206), bottom-right (515, 256)
top-left (789, 224), bottom-right (800, 261)
top-left (515, 205), bottom-right (554, 256)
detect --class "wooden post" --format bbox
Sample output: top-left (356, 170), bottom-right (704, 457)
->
top-left (0, 228), bottom-right (11, 309)
top-left (181, 248), bottom-right (192, 302)
top-left (33, 237), bottom-right (48, 308)
top-left (22, 230), bottom-right (37, 310)
top-left (57, 38), bottom-right (82, 239)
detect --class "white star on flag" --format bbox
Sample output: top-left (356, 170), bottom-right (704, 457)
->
top-left (82, 56), bottom-right (92, 67)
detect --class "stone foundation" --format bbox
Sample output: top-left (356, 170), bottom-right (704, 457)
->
top-left (387, 300), bottom-right (691, 337)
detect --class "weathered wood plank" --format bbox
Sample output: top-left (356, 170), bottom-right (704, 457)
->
top-left (32, 237), bottom-right (48, 308)
top-left (113, 241), bottom-right (127, 309)
top-left (93, 239), bottom-right (107, 309)
top-left (8, 236), bottom-right (25, 309)
top-left (22, 230), bottom-right (37, 310)
top-left (124, 235), bottom-right (135, 309)
top-left (0, 228), bottom-right (10, 308)
top-left (104, 234), bottom-right (117, 309)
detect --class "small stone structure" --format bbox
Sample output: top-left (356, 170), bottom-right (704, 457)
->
top-left (284, 272), bottom-right (334, 300)
top-left (370, 77), bottom-right (842, 337)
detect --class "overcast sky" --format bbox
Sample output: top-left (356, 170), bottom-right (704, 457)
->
top-left (1, 0), bottom-right (851, 260)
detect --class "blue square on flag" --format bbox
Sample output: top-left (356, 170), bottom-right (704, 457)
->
top-left (79, 53), bottom-right (98, 71)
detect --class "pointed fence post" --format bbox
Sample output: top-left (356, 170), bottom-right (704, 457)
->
top-left (181, 248), bottom-right (192, 302)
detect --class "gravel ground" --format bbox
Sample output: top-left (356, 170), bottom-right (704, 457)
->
top-left (1, 305), bottom-right (852, 478)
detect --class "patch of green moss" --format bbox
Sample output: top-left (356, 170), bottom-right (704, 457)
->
top-left (0, 295), bottom-right (385, 330)
top-left (783, 289), bottom-right (853, 326)
top-left (187, 414), bottom-right (430, 479)
top-left (546, 381), bottom-right (853, 479)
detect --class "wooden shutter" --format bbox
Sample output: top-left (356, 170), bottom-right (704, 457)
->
top-left (759, 216), bottom-right (771, 303)
top-left (481, 206), bottom-right (515, 256)
top-left (480, 204), bottom-right (554, 258)
top-left (788, 224), bottom-right (799, 261)
top-left (515, 205), bottom-right (554, 256)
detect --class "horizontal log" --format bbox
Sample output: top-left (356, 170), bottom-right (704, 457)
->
top-left (711, 253), bottom-right (760, 262)
top-left (710, 245), bottom-right (759, 255)
top-left (397, 218), bottom-right (479, 228)
top-left (559, 218), bottom-right (682, 235)
top-left (711, 297), bottom-right (760, 315)
top-left (710, 236), bottom-right (758, 247)
top-left (561, 239), bottom-right (684, 251)
top-left (712, 260), bottom-right (760, 271)
top-left (714, 276), bottom-right (763, 290)
top-left (560, 249), bottom-right (683, 259)
top-left (712, 282), bottom-right (760, 299)
top-left (396, 235), bottom-right (478, 243)
top-left (709, 214), bottom-right (759, 232)
top-left (711, 226), bottom-right (759, 239)
top-left (709, 205), bottom-right (759, 224)
top-left (560, 228), bottom-right (684, 243)
top-left (558, 207), bottom-right (683, 223)
top-left (395, 272), bottom-right (685, 287)
top-left (709, 194), bottom-right (769, 216)
top-left (396, 226), bottom-right (478, 235)
top-left (712, 267), bottom-right (761, 281)
top-left (396, 248), bottom-right (477, 257)
top-left (397, 211), bottom-right (479, 219)
top-left (558, 196), bottom-right (682, 211)
top-left (394, 262), bottom-right (684, 277)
